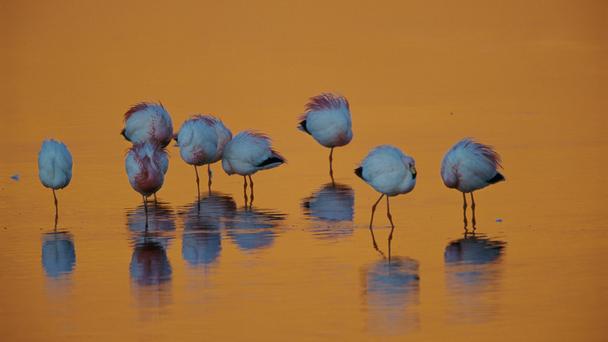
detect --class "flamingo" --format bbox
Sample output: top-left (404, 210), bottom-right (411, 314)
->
top-left (355, 145), bottom-right (417, 254)
top-left (121, 102), bottom-right (174, 147)
top-left (175, 115), bottom-right (232, 197)
top-left (38, 139), bottom-right (73, 226)
top-left (125, 142), bottom-right (168, 228)
top-left (441, 138), bottom-right (505, 230)
top-left (221, 131), bottom-right (285, 207)
top-left (298, 93), bottom-right (352, 182)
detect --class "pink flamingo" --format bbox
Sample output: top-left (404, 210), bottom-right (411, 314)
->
top-left (125, 143), bottom-right (168, 228)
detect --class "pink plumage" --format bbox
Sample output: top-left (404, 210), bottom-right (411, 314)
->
top-left (301, 93), bottom-right (350, 121)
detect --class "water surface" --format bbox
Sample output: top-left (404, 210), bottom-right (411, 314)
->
top-left (1, 1), bottom-right (606, 340)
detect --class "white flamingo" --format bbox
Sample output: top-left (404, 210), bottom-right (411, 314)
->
top-left (38, 139), bottom-right (73, 225)
top-left (355, 145), bottom-right (417, 253)
top-left (121, 102), bottom-right (174, 147)
top-left (298, 93), bottom-right (352, 181)
top-left (441, 138), bottom-right (505, 230)
top-left (175, 114), bottom-right (232, 197)
top-left (221, 131), bottom-right (285, 207)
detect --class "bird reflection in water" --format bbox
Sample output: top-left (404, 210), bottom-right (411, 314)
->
top-left (444, 232), bottom-right (506, 323)
top-left (225, 206), bottom-right (285, 251)
top-left (302, 182), bottom-right (354, 240)
top-left (363, 256), bottom-right (420, 335)
top-left (179, 193), bottom-right (236, 267)
top-left (41, 230), bottom-right (76, 279)
top-left (127, 202), bottom-right (175, 311)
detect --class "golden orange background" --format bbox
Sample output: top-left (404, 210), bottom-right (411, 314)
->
top-left (1, 0), bottom-right (606, 340)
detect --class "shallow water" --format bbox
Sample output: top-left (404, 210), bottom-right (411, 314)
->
top-left (1, 1), bottom-right (607, 340)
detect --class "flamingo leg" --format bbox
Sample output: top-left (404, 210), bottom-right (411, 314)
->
top-left (368, 194), bottom-right (384, 251)
top-left (243, 176), bottom-right (248, 209)
top-left (329, 147), bottom-right (335, 184)
top-left (194, 166), bottom-right (200, 201)
top-left (462, 192), bottom-right (468, 230)
top-left (53, 189), bottom-right (58, 230)
top-left (153, 193), bottom-right (157, 204)
top-left (143, 195), bottom-right (149, 231)
top-left (248, 175), bottom-right (254, 207)
top-left (470, 192), bottom-right (477, 230)
top-left (207, 164), bottom-right (212, 192)
top-left (386, 196), bottom-right (395, 242)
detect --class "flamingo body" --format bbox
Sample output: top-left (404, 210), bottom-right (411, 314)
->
top-left (440, 138), bottom-right (504, 193)
top-left (122, 102), bottom-right (174, 147)
top-left (355, 145), bottom-right (417, 196)
top-left (38, 139), bottom-right (73, 190)
top-left (176, 115), bottom-right (232, 166)
top-left (221, 131), bottom-right (285, 176)
top-left (125, 143), bottom-right (167, 197)
top-left (298, 93), bottom-right (352, 147)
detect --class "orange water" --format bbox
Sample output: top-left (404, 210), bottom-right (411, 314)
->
top-left (1, 0), bottom-right (607, 340)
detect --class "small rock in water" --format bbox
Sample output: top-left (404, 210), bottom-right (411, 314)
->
top-left (10, 174), bottom-right (20, 181)
top-left (496, 218), bottom-right (503, 223)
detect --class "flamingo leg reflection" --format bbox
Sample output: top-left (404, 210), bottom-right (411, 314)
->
top-left (386, 196), bottom-right (396, 260)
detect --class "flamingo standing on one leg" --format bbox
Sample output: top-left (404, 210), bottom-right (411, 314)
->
top-left (298, 93), bottom-right (352, 183)
top-left (125, 143), bottom-right (168, 229)
top-left (38, 139), bottom-right (73, 228)
top-left (221, 131), bottom-right (285, 208)
top-left (175, 115), bottom-right (232, 198)
top-left (355, 145), bottom-right (417, 256)
top-left (441, 138), bottom-right (505, 231)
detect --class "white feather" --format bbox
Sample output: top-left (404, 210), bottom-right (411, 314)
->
top-left (210, 118), bottom-right (233, 162)
top-left (38, 139), bottom-right (73, 190)
top-left (123, 103), bottom-right (174, 147)
top-left (441, 138), bottom-right (503, 193)
top-left (301, 94), bottom-right (353, 148)
top-left (221, 131), bottom-right (284, 176)
top-left (176, 116), bottom-right (219, 166)
top-left (125, 143), bottom-right (167, 196)
top-left (359, 145), bottom-right (416, 196)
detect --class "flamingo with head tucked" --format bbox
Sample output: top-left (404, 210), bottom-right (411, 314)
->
top-left (221, 131), bottom-right (285, 207)
top-left (441, 138), bottom-right (505, 230)
top-left (125, 142), bottom-right (168, 228)
top-left (298, 93), bottom-right (352, 182)
top-left (121, 102), bottom-right (174, 148)
top-left (175, 114), bottom-right (232, 197)
top-left (38, 139), bottom-right (73, 227)
top-left (355, 145), bottom-right (417, 254)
